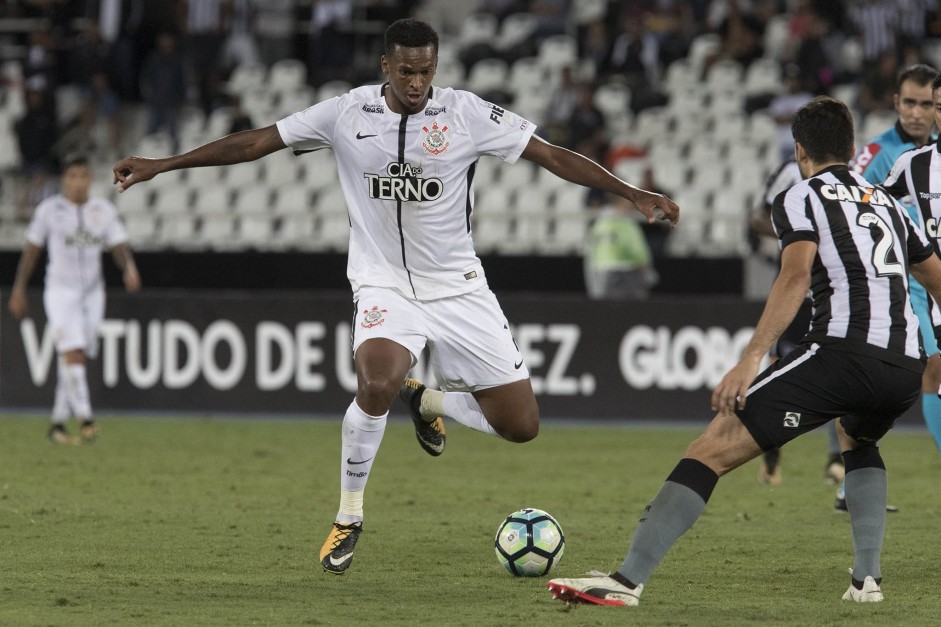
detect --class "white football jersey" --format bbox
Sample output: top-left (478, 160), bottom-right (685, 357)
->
top-left (26, 194), bottom-right (129, 291)
top-left (276, 84), bottom-right (536, 301)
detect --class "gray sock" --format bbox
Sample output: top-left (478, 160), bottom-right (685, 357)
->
top-left (845, 467), bottom-right (886, 581)
top-left (618, 481), bottom-right (708, 584)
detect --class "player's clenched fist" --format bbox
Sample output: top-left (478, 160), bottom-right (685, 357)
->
top-left (112, 157), bottom-right (162, 192)
top-left (633, 189), bottom-right (680, 226)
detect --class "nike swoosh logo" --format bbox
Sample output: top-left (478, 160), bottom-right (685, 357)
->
top-left (329, 553), bottom-right (353, 566)
top-left (514, 359), bottom-right (524, 370)
top-left (356, 132), bottom-right (378, 139)
top-left (347, 457), bottom-right (373, 465)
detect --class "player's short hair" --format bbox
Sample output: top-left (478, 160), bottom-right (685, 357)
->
top-left (897, 63), bottom-right (938, 91)
top-left (62, 153), bottom-right (90, 172)
top-left (791, 96), bottom-right (855, 164)
top-left (384, 18), bottom-right (438, 57)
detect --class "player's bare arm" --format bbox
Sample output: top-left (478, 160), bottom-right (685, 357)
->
top-left (112, 125), bottom-right (286, 192)
top-left (519, 135), bottom-right (679, 226)
top-left (909, 252), bottom-right (941, 306)
top-left (111, 243), bottom-right (141, 293)
top-left (711, 240), bottom-right (815, 412)
top-left (8, 243), bottom-right (43, 319)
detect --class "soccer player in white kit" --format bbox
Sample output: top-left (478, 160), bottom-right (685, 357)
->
top-left (9, 154), bottom-right (141, 444)
top-left (112, 19), bottom-right (680, 574)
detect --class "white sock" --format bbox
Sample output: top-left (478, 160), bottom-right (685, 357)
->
top-left (336, 400), bottom-right (387, 524)
top-left (440, 391), bottom-right (498, 436)
top-left (64, 363), bottom-right (92, 420)
top-left (51, 357), bottom-right (70, 424)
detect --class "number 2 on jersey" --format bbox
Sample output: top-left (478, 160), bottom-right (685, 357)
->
top-left (857, 212), bottom-right (903, 278)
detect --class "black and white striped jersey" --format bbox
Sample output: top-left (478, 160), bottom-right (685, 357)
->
top-left (881, 139), bottom-right (941, 346)
top-left (772, 165), bottom-right (934, 370)
top-left (276, 84), bottom-right (536, 302)
top-left (762, 159), bottom-right (802, 207)
top-left (882, 139), bottom-right (941, 252)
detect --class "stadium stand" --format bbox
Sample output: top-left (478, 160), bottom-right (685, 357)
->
top-left (0, 0), bottom-right (939, 276)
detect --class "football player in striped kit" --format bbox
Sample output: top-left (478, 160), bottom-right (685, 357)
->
top-left (9, 154), bottom-right (141, 444)
top-left (842, 63), bottom-right (938, 512)
top-left (881, 70), bottom-right (941, 454)
top-left (111, 18), bottom-right (679, 574)
top-left (549, 97), bottom-right (941, 606)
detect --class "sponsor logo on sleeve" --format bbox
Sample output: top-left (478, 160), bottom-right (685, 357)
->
top-left (488, 104), bottom-right (505, 124)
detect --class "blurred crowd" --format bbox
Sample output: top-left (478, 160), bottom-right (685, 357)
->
top-left (2, 0), bottom-right (941, 225)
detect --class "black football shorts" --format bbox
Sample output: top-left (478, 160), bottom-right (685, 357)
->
top-left (736, 343), bottom-right (921, 450)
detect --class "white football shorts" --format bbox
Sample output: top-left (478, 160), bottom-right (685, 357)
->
top-left (352, 285), bottom-right (529, 392)
top-left (43, 286), bottom-right (104, 358)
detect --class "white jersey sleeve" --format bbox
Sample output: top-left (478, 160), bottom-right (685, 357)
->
top-left (25, 199), bottom-right (53, 247)
top-left (461, 93), bottom-right (535, 164)
top-left (276, 97), bottom-right (341, 152)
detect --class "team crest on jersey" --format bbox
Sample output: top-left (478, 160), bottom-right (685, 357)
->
top-left (421, 121), bottom-right (450, 155)
top-left (361, 305), bottom-right (388, 329)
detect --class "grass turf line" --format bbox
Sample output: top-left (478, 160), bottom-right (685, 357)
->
top-left (1, 415), bottom-right (940, 626)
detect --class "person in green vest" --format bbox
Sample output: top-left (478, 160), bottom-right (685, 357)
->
top-left (584, 193), bottom-right (658, 299)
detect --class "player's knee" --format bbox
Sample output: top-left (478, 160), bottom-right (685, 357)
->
top-left (501, 424), bottom-right (538, 443)
top-left (356, 374), bottom-right (399, 406)
top-left (506, 421), bottom-right (539, 443)
top-left (497, 407), bottom-right (540, 443)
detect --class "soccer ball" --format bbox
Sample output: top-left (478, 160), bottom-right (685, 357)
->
top-left (494, 508), bottom-right (565, 577)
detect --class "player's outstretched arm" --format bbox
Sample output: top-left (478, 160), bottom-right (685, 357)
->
top-left (711, 241), bottom-right (814, 412)
top-left (519, 135), bottom-right (679, 226)
top-left (112, 125), bottom-right (287, 192)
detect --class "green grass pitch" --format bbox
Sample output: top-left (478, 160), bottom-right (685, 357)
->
top-left (1, 414), bottom-right (940, 626)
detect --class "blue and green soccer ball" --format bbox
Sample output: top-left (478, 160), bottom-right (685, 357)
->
top-left (494, 508), bottom-right (565, 577)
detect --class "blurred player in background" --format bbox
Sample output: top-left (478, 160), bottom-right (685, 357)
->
top-left (843, 62), bottom-right (939, 512)
top-left (881, 70), bottom-right (941, 453)
top-left (548, 96), bottom-right (941, 606)
top-left (8, 154), bottom-right (141, 444)
top-left (749, 158), bottom-right (844, 486)
top-left (111, 18), bottom-right (679, 575)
